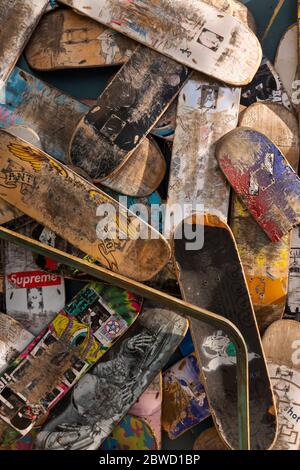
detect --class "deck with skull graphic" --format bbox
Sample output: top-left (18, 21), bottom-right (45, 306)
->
top-left (60, 0), bottom-right (261, 85)
top-left (173, 213), bottom-right (277, 450)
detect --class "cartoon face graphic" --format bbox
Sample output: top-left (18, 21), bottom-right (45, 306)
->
top-left (27, 287), bottom-right (44, 312)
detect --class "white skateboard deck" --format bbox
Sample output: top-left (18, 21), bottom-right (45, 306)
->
top-left (60, 0), bottom-right (262, 85)
top-left (275, 24), bottom-right (298, 102)
top-left (164, 74), bottom-right (240, 238)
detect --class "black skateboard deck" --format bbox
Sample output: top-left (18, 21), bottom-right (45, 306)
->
top-left (173, 213), bottom-right (277, 450)
top-left (69, 45), bottom-right (190, 181)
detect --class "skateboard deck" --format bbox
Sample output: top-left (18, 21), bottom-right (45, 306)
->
top-left (285, 227), bottom-right (300, 322)
top-left (101, 415), bottom-right (157, 450)
top-left (164, 74), bottom-right (240, 238)
top-left (0, 281), bottom-right (142, 445)
top-left (25, 8), bottom-right (137, 70)
top-left (204, 0), bottom-right (256, 33)
top-left (263, 320), bottom-right (300, 450)
top-left (0, 68), bottom-right (165, 197)
top-left (0, 131), bottom-right (171, 281)
top-left (129, 374), bottom-right (162, 449)
top-left (60, 0), bottom-right (262, 85)
top-left (0, 0), bottom-right (48, 83)
top-left (101, 136), bottom-right (166, 197)
top-left (193, 427), bottom-right (228, 450)
top-left (275, 24), bottom-right (298, 103)
top-left (162, 353), bottom-right (210, 439)
top-left (150, 0), bottom-right (255, 143)
top-left (230, 103), bottom-right (299, 332)
top-left (173, 213), bottom-right (277, 450)
top-left (35, 303), bottom-right (188, 450)
top-left (217, 127), bottom-right (300, 242)
top-left (241, 57), bottom-right (292, 111)
top-left (0, 67), bottom-right (88, 163)
top-left (4, 224), bottom-right (66, 336)
top-left (0, 313), bottom-right (34, 375)
top-left (0, 200), bottom-right (23, 227)
top-left (69, 45), bottom-right (190, 181)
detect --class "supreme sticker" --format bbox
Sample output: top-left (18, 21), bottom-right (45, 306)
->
top-left (7, 271), bottom-right (62, 289)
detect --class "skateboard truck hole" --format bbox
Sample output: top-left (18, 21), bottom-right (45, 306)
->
top-left (0, 225), bottom-right (250, 450)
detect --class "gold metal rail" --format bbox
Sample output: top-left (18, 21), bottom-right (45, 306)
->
top-left (0, 226), bottom-right (250, 450)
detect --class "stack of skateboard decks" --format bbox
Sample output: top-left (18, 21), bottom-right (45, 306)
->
top-left (0, 0), bottom-right (299, 452)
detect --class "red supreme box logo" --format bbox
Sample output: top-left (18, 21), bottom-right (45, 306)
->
top-left (8, 271), bottom-right (62, 289)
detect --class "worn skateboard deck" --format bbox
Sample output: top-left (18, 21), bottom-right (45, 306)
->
top-left (0, 313), bottom-right (34, 375)
top-left (164, 74), bottom-right (240, 238)
top-left (69, 45), bottom-right (190, 181)
top-left (0, 131), bottom-right (170, 281)
top-left (204, 0), bottom-right (256, 32)
top-left (263, 320), bottom-right (300, 450)
top-left (193, 427), bottom-right (228, 450)
top-left (150, 101), bottom-right (177, 142)
top-left (46, 0), bottom-right (58, 12)
top-left (173, 214), bottom-right (277, 450)
top-left (35, 303), bottom-right (188, 450)
top-left (4, 224), bottom-right (66, 336)
top-left (0, 67), bottom-right (88, 163)
top-left (101, 415), bottom-right (157, 450)
top-left (28, 190), bottom-right (162, 280)
top-left (150, 0), bottom-right (255, 143)
top-left (285, 227), bottom-right (300, 322)
top-left (0, 67), bottom-right (165, 197)
top-left (101, 136), bottom-right (166, 197)
top-left (230, 103), bottom-right (299, 332)
top-left (217, 127), bottom-right (300, 242)
top-left (25, 8), bottom-right (137, 70)
top-left (60, 0), bottom-right (261, 85)
top-left (0, 0), bottom-right (48, 83)
top-left (162, 353), bottom-right (210, 439)
top-left (0, 282), bottom-right (142, 445)
top-left (241, 57), bottom-right (292, 111)
top-left (129, 374), bottom-right (162, 449)
top-left (275, 24), bottom-right (298, 103)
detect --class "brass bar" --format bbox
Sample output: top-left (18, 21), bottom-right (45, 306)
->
top-left (0, 226), bottom-right (250, 449)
